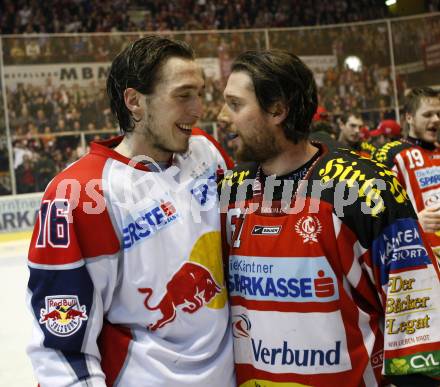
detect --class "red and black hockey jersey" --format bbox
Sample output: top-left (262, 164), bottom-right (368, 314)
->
top-left (221, 143), bottom-right (440, 387)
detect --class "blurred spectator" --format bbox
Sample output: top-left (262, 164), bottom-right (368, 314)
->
top-left (0, 173), bottom-right (11, 195)
top-left (13, 139), bottom-right (33, 169)
top-left (312, 106), bottom-right (329, 122)
top-left (369, 119), bottom-right (402, 147)
top-left (0, 136), bottom-right (9, 172)
top-left (309, 120), bottom-right (342, 149)
top-left (15, 154), bottom-right (36, 193)
top-left (337, 111), bottom-right (374, 158)
top-left (34, 149), bottom-right (56, 191)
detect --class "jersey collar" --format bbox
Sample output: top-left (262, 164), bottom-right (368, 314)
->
top-left (406, 136), bottom-right (437, 151)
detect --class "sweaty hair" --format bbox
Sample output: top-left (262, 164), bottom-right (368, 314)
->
top-left (231, 50), bottom-right (317, 144)
top-left (405, 87), bottom-right (439, 116)
top-left (107, 35), bottom-right (195, 133)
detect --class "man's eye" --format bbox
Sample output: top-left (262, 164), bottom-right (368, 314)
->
top-left (179, 93), bottom-right (190, 99)
top-left (229, 101), bottom-right (239, 110)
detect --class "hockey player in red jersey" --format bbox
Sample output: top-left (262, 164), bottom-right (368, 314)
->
top-left (26, 36), bottom-right (235, 386)
top-left (219, 50), bottom-right (440, 386)
top-left (374, 88), bottom-right (440, 258)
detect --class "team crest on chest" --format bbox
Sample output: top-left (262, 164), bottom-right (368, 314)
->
top-left (39, 295), bottom-right (88, 337)
top-left (295, 216), bottom-right (322, 243)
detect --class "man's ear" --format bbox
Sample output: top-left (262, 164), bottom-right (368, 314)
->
top-left (405, 112), bottom-right (413, 126)
top-left (269, 101), bottom-right (288, 125)
top-left (124, 88), bottom-right (143, 119)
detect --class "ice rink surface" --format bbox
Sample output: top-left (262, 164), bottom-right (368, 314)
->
top-left (0, 235), bottom-right (36, 386)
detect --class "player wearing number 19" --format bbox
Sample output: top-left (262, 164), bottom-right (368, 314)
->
top-left (374, 88), bottom-right (440, 258)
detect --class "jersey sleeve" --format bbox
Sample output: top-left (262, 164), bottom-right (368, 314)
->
top-left (371, 218), bottom-right (440, 379)
top-left (328, 152), bottom-right (440, 380)
top-left (366, 172), bottom-right (440, 379)
top-left (373, 141), bottom-right (409, 171)
top-left (26, 168), bottom-right (121, 386)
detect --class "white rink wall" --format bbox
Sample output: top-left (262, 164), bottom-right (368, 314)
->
top-left (0, 235), bottom-right (36, 386)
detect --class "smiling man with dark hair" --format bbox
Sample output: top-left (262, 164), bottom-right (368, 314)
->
top-left (26, 35), bottom-right (234, 387)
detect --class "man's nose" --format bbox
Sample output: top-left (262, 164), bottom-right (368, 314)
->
top-left (217, 104), bottom-right (230, 123)
top-left (192, 96), bottom-right (204, 119)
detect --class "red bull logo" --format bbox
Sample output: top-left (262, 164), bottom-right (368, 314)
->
top-left (138, 262), bottom-right (222, 331)
top-left (39, 295), bottom-right (88, 336)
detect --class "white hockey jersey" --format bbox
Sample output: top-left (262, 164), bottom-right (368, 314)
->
top-left (27, 129), bottom-right (235, 386)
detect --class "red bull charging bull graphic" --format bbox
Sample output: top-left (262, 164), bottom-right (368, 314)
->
top-left (139, 262), bottom-right (222, 331)
top-left (39, 295), bottom-right (88, 337)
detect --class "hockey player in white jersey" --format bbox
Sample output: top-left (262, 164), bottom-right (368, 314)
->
top-left (26, 35), bottom-right (235, 386)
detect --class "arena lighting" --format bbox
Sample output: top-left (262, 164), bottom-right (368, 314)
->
top-left (385, 0), bottom-right (396, 6)
top-left (344, 56), bottom-right (363, 72)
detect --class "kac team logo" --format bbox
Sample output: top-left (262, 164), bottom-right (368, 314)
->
top-left (232, 314), bottom-right (251, 338)
top-left (39, 295), bottom-right (88, 337)
top-left (295, 216), bottom-right (322, 243)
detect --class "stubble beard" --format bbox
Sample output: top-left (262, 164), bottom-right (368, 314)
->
top-left (141, 113), bottom-right (190, 156)
top-left (237, 131), bottom-right (280, 163)
top-left (412, 121), bottom-right (437, 143)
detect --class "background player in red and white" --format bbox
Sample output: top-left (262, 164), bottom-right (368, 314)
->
top-left (219, 50), bottom-right (440, 386)
top-left (26, 36), bottom-right (234, 386)
top-left (374, 88), bottom-right (440, 258)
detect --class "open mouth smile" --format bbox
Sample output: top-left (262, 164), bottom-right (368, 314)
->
top-left (176, 123), bottom-right (193, 134)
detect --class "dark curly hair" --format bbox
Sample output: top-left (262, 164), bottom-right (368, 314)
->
top-left (230, 50), bottom-right (318, 144)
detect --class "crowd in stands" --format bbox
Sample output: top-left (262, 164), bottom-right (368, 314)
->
top-left (0, 92), bottom-right (11, 194)
top-left (6, 82), bottom-right (115, 135)
top-left (392, 13), bottom-right (440, 64)
top-left (2, 4), bottom-right (440, 67)
top-left (11, 132), bottom-right (113, 194)
top-left (3, 81), bottom-right (118, 194)
top-left (4, 13), bottom-right (438, 71)
top-left (0, 1), bottom-right (439, 195)
top-left (1, 0), bottom-right (439, 36)
top-left (0, 0), bottom-right (390, 35)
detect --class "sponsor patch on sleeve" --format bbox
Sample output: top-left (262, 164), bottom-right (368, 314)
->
top-left (384, 270), bottom-right (440, 353)
top-left (385, 351), bottom-right (440, 376)
top-left (372, 218), bottom-right (432, 285)
top-left (415, 167), bottom-right (440, 189)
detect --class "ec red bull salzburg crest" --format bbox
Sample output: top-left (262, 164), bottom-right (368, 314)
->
top-left (39, 295), bottom-right (88, 337)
